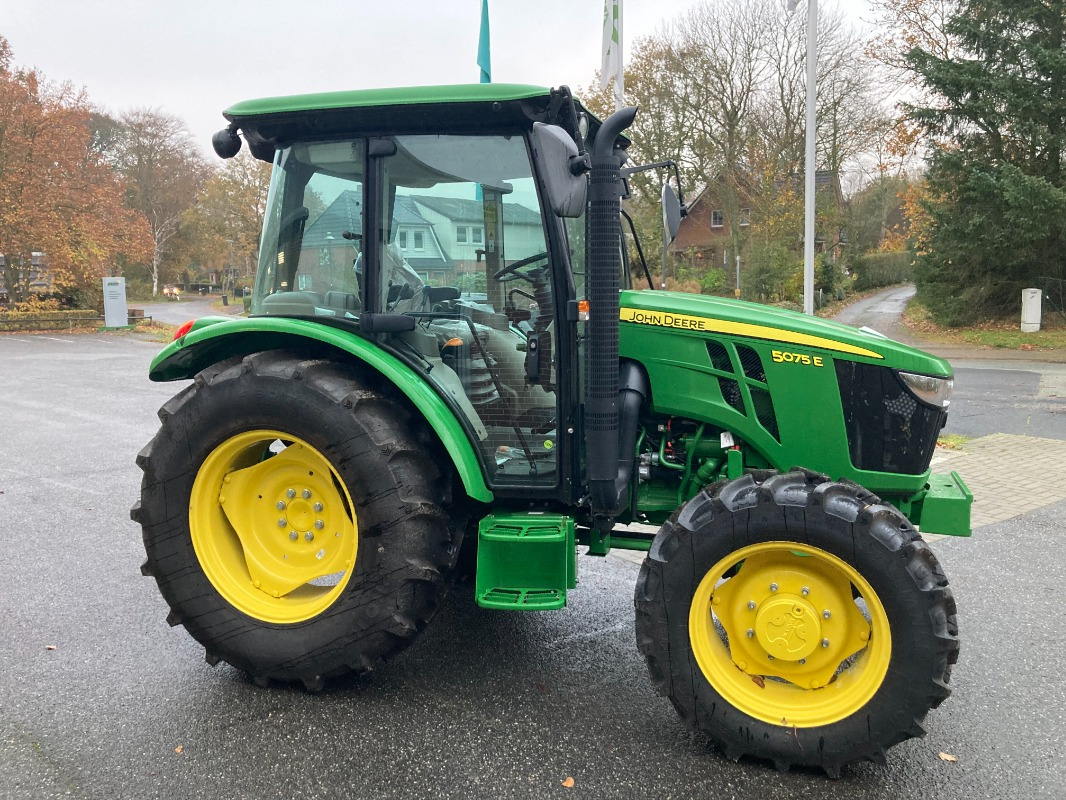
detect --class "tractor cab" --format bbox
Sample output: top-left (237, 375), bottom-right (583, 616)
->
top-left (229, 85), bottom-right (611, 499)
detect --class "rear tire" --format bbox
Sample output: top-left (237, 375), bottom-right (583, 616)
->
top-left (132, 351), bottom-right (459, 688)
top-left (635, 470), bottom-right (959, 775)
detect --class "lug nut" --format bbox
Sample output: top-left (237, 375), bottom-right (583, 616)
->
top-left (277, 518), bottom-right (287, 528)
top-left (823, 609), bottom-right (831, 619)
top-left (289, 531), bottom-right (298, 541)
top-left (302, 489), bottom-right (312, 499)
top-left (801, 586), bottom-right (810, 596)
top-left (769, 583), bottom-right (778, 592)
top-left (768, 654), bottom-right (775, 660)
top-left (314, 520), bottom-right (325, 530)
top-left (286, 488), bottom-right (296, 499)
top-left (313, 502), bottom-right (323, 512)
top-left (821, 638), bottom-right (830, 648)
top-left (747, 600), bottom-right (756, 610)
top-left (746, 628), bottom-right (755, 639)
top-left (798, 658), bottom-right (806, 665)
top-left (276, 501), bottom-right (287, 511)
top-left (305, 532), bottom-right (315, 542)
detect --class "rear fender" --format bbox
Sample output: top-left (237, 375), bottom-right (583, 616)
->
top-left (149, 317), bottom-right (493, 503)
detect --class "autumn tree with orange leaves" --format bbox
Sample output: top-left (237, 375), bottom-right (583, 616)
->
top-left (0, 37), bottom-right (152, 306)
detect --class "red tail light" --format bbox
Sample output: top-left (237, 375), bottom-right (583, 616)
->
top-left (173, 320), bottom-right (195, 341)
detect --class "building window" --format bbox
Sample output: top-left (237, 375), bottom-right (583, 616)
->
top-left (456, 226), bottom-right (467, 243)
top-left (413, 231), bottom-right (425, 250)
top-left (711, 210), bottom-right (724, 228)
top-left (472, 227), bottom-right (483, 244)
top-left (398, 231), bottom-right (408, 249)
top-left (740, 208), bottom-right (751, 227)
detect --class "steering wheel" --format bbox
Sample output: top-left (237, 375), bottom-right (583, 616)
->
top-left (493, 251), bottom-right (550, 282)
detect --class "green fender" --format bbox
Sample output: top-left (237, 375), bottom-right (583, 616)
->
top-left (149, 316), bottom-right (494, 503)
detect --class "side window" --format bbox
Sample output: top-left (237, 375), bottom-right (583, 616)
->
top-left (377, 134), bottom-right (559, 487)
top-left (252, 141), bottom-right (366, 317)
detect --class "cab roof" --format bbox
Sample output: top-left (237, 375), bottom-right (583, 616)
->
top-left (221, 83), bottom-right (615, 159)
top-left (223, 83), bottom-right (554, 119)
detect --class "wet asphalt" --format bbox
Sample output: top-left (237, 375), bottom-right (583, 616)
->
top-left (1, 331), bottom-right (1063, 799)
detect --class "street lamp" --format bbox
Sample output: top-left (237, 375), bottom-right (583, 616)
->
top-left (788, 0), bottom-right (817, 315)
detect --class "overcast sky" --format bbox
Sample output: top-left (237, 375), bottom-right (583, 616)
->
top-left (3, 1), bottom-right (875, 154)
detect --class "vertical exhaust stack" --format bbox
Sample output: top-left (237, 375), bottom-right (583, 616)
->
top-left (585, 106), bottom-right (637, 522)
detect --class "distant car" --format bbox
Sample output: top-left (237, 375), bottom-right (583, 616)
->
top-left (162, 285), bottom-right (180, 301)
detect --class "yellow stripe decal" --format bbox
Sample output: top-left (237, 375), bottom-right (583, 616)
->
top-left (619, 307), bottom-right (883, 359)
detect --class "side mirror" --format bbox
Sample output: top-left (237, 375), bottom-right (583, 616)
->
top-left (662, 183), bottom-right (682, 243)
top-left (531, 123), bottom-right (588, 218)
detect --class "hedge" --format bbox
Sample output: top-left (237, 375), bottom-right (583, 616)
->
top-left (851, 251), bottom-right (914, 291)
top-left (0, 309), bottom-right (105, 332)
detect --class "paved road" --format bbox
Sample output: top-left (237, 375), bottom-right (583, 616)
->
top-left (136, 297), bottom-right (233, 327)
top-left (832, 284), bottom-right (919, 341)
top-left (1, 331), bottom-right (1064, 799)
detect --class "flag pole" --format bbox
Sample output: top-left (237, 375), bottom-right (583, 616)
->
top-left (788, 0), bottom-right (818, 315)
top-left (802, 0), bottom-right (816, 315)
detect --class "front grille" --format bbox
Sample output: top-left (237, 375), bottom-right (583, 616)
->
top-left (835, 361), bottom-right (945, 474)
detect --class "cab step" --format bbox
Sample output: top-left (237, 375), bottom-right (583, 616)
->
top-left (475, 513), bottom-right (577, 610)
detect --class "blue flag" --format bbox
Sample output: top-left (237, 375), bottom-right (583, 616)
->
top-left (477, 0), bottom-right (491, 83)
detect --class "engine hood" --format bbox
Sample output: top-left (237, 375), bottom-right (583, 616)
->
top-left (618, 289), bottom-right (953, 377)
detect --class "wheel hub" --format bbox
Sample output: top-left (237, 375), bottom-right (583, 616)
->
top-left (285, 497), bottom-right (315, 532)
top-left (755, 595), bottom-right (820, 662)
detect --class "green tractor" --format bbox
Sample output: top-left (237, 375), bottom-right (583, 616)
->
top-left (132, 84), bottom-right (970, 775)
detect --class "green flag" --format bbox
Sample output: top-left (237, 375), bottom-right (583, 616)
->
top-left (477, 0), bottom-right (491, 83)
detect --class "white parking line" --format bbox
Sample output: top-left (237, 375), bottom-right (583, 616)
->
top-left (35, 336), bottom-right (76, 343)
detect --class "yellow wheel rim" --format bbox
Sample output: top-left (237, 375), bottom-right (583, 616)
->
top-left (688, 542), bottom-right (891, 728)
top-left (190, 430), bottom-right (358, 624)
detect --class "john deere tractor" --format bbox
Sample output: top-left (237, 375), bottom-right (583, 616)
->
top-left (132, 84), bottom-right (970, 775)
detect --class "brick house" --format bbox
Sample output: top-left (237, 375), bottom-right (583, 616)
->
top-left (668, 171), bottom-right (843, 290)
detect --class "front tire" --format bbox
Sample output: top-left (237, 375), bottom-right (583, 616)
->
top-left (132, 351), bottom-right (459, 688)
top-left (635, 470), bottom-right (959, 775)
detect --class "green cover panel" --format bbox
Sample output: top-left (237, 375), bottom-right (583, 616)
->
top-left (914, 471), bottom-right (973, 537)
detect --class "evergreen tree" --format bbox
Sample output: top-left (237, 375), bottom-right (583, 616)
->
top-left (907, 0), bottom-right (1066, 324)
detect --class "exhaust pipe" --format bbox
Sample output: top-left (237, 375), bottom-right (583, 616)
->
top-left (585, 106), bottom-right (637, 522)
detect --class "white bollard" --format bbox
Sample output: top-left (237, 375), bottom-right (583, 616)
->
top-left (1021, 288), bottom-right (1042, 333)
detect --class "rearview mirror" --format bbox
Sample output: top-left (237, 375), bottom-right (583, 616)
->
top-left (662, 183), bottom-right (682, 243)
top-left (531, 123), bottom-right (587, 218)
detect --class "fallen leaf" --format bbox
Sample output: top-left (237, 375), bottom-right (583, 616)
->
top-left (174, 746), bottom-right (184, 754)
top-left (938, 752), bottom-right (957, 763)
top-left (751, 675), bottom-right (766, 688)
top-left (44, 645), bottom-right (56, 651)
top-left (1019, 344), bottom-right (1037, 351)
top-left (561, 777), bottom-right (574, 788)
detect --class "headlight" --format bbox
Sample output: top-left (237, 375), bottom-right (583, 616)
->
top-left (898, 371), bottom-right (953, 408)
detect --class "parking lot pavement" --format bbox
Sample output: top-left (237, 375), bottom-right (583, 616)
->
top-left (2, 332), bottom-right (1065, 799)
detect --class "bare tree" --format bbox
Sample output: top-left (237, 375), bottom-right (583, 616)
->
top-left (115, 109), bottom-right (209, 295)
